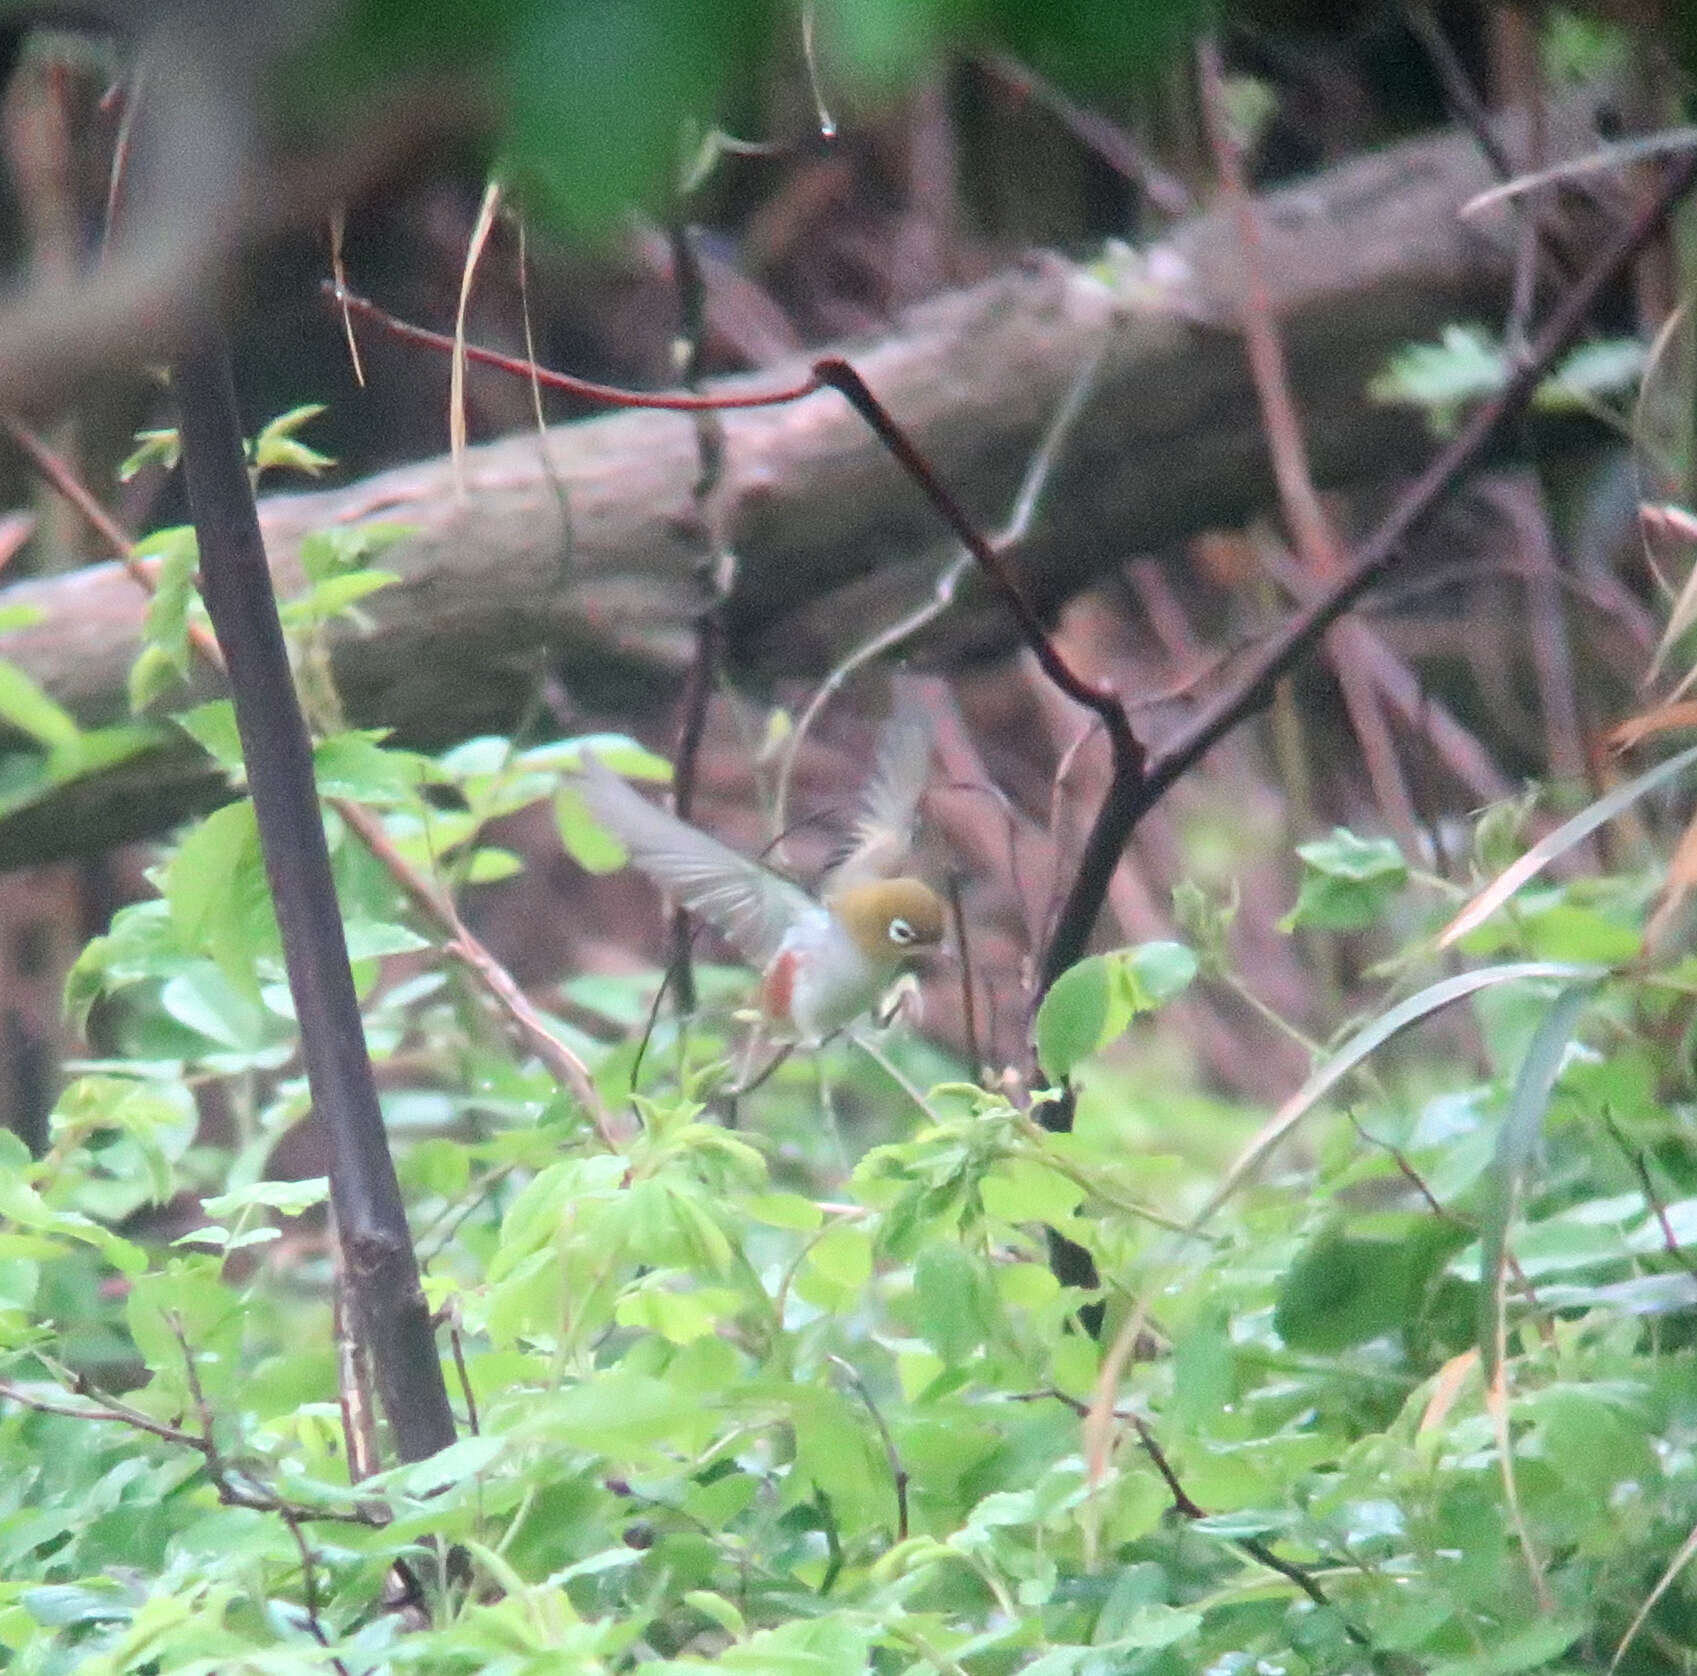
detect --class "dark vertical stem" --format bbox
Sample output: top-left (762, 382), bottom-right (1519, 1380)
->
top-left (667, 221), bottom-right (732, 1015)
top-left (172, 330), bottom-right (456, 1466)
top-left (945, 873), bottom-right (982, 1074)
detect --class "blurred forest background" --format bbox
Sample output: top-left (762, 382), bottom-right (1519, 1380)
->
top-left (0, 0), bottom-right (1678, 1144)
top-left (9, 5), bottom-right (1697, 1674)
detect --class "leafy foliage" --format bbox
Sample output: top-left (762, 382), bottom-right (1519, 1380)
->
top-left (6, 438), bottom-right (1697, 1674)
top-left (1370, 324), bottom-right (1646, 437)
top-left (282, 0), bottom-right (1209, 236)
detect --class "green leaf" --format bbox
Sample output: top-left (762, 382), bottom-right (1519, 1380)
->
top-left (1369, 325), bottom-right (1504, 435)
top-left (132, 524), bottom-right (202, 696)
top-left (298, 521), bottom-right (414, 583)
top-left (343, 920), bottom-right (431, 960)
top-left (251, 403), bottom-right (334, 479)
top-left (1371, 323), bottom-right (1644, 438)
top-left (1427, 1616), bottom-right (1585, 1676)
top-left (281, 567), bottom-right (400, 627)
top-left (1169, 1298), bottom-right (1233, 1426)
top-left (745, 1192), bottom-right (824, 1231)
top-left (804, 1222), bottom-right (871, 1290)
top-left (173, 701), bottom-right (245, 776)
top-left (1122, 938), bottom-right (1198, 1007)
top-left (1035, 941), bottom-right (1197, 1077)
top-left (615, 1280), bottom-right (740, 1344)
top-left (981, 1158), bottom-right (1083, 1224)
top-left (1036, 954), bottom-right (1130, 1079)
top-left (1281, 827), bottom-right (1408, 931)
top-left (162, 799), bottom-right (281, 989)
top-left (117, 427), bottom-right (181, 481)
top-left (127, 643), bottom-right (187, 714)
top-left (201, 1177), bottom-right (330, 1220)
top-left (0, 661), bottom-right (80, 750)
top-left (0, 1172), bottom-right (144, 1272)
top-left (684, 1589), bottom-right (748, 1640)
top-left (22, 1581), bottom-right (135, 1627)
top-left (521, 734), bottom-right (673, 780)
top-left (1274, 1224), bottom-right (1454, 1351)
top-left (1109, 1605), bottom-right (1203, 1651)
top-left (1545, 335), bottom-right (1645, 405)
top-left (464, 846), bottom-right (524, 882)
top-left (556, 784), bottom-right (629, 873)
top-left (46, 722), bottom-right (160, 784)
top-left (313, 730), bottom-right (421, 802)
top-left (1478, 982), bottom-right (1594, 1374)
top-left (506, 0), bottom-right (769, 236)
top-left (914, 1243), bottom-right (997, 1365)
top-left (159, 963), bottom-right (269, 1052)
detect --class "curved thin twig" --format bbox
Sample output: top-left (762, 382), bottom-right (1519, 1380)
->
top-left (327, 280), bottom-right (821, 413)
top-left (771, 340), bottom-right (1105, 840)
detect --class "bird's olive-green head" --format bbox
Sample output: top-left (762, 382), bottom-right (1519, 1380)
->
top-left (827, 876), bottom-right (947, 963)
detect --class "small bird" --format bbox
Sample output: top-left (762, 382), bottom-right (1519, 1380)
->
top-left (570, 697), bottom-right (946, 1043)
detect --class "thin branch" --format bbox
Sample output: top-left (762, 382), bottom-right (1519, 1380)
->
top-left (0, 409), bottom-right (223, 669)
top-left (328, 207), bottom-right (365, 388)
top-left (441, 1303), bottom-right (481, 1435)
top-left (1401, 2), bottom-right (1514, 181)
top-left (1600, 1107), bottom-right (1697, 1284)
top-left (326, 280), bottom-right (821, 413)
top-left (334, 799), bottom-right (620, 1144)
top-left (728, 1038), bottom-right (794, 1100)
top-left (1462, 125), bottom-right (1697, 218)
top-left (0, 1375), bottom-right (384, 1525)
top-left (1025, 1387), bottom-right (1370, 1643)
top-left (1348, 1113), bottom-right (1466, 1225)
top-left (1132, 1412), bottom-right (1370, 1641)
top-left (280, 1507), bottom-right (352, 1676)
top-left (1248, 533), bottom-right (1511, 805)
top-left (809, 355), bottom-right (1148, 1019)
top-left (1493, 6), bottom-right (1545, 362)
top-left (0, 1376), bottom-right (203, 1446)
top-left (1350, 1112), bottom-right (1549, 1328)
top-left (449, 176), bottom-right (502, 496)
top-left (1136, 147), bottom-right (1697, 817)
top-left (1197, 42), bottom-right (1342, 579)
top-left (978, 53), bottom-right (1191, 217)
top-left (811, 356), bottom-right (1133, 749)
top-left (1488, 1354), bottom-right (1553, 1611)
top-left (827, 1354), bottom-right (909, 1542)
top-left (772, 337), bottom-right (1104, 841)
top-left (1400, 0), bottom-right (1584, 288)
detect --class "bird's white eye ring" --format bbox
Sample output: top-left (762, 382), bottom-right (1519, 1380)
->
top-left (888, 917), bottom-right (916, 945)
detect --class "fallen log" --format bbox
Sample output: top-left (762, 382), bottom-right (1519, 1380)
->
top-left (0, 95), bottom-right (1613, 862)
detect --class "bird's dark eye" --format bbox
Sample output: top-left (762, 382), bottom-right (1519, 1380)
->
top-left (888, 917), bottom-right (916, 945)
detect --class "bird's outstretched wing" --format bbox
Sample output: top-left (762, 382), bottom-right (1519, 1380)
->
top-left (571, 753), bottom-right (815, 966)
top-left (827, 683), bottom-right (934, 890)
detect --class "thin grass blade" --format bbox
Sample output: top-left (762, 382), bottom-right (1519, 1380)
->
top-left (1192, 961), bottom-right (1601, 1231)
top-left (1439, 743), bottom-right (1697, 948)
